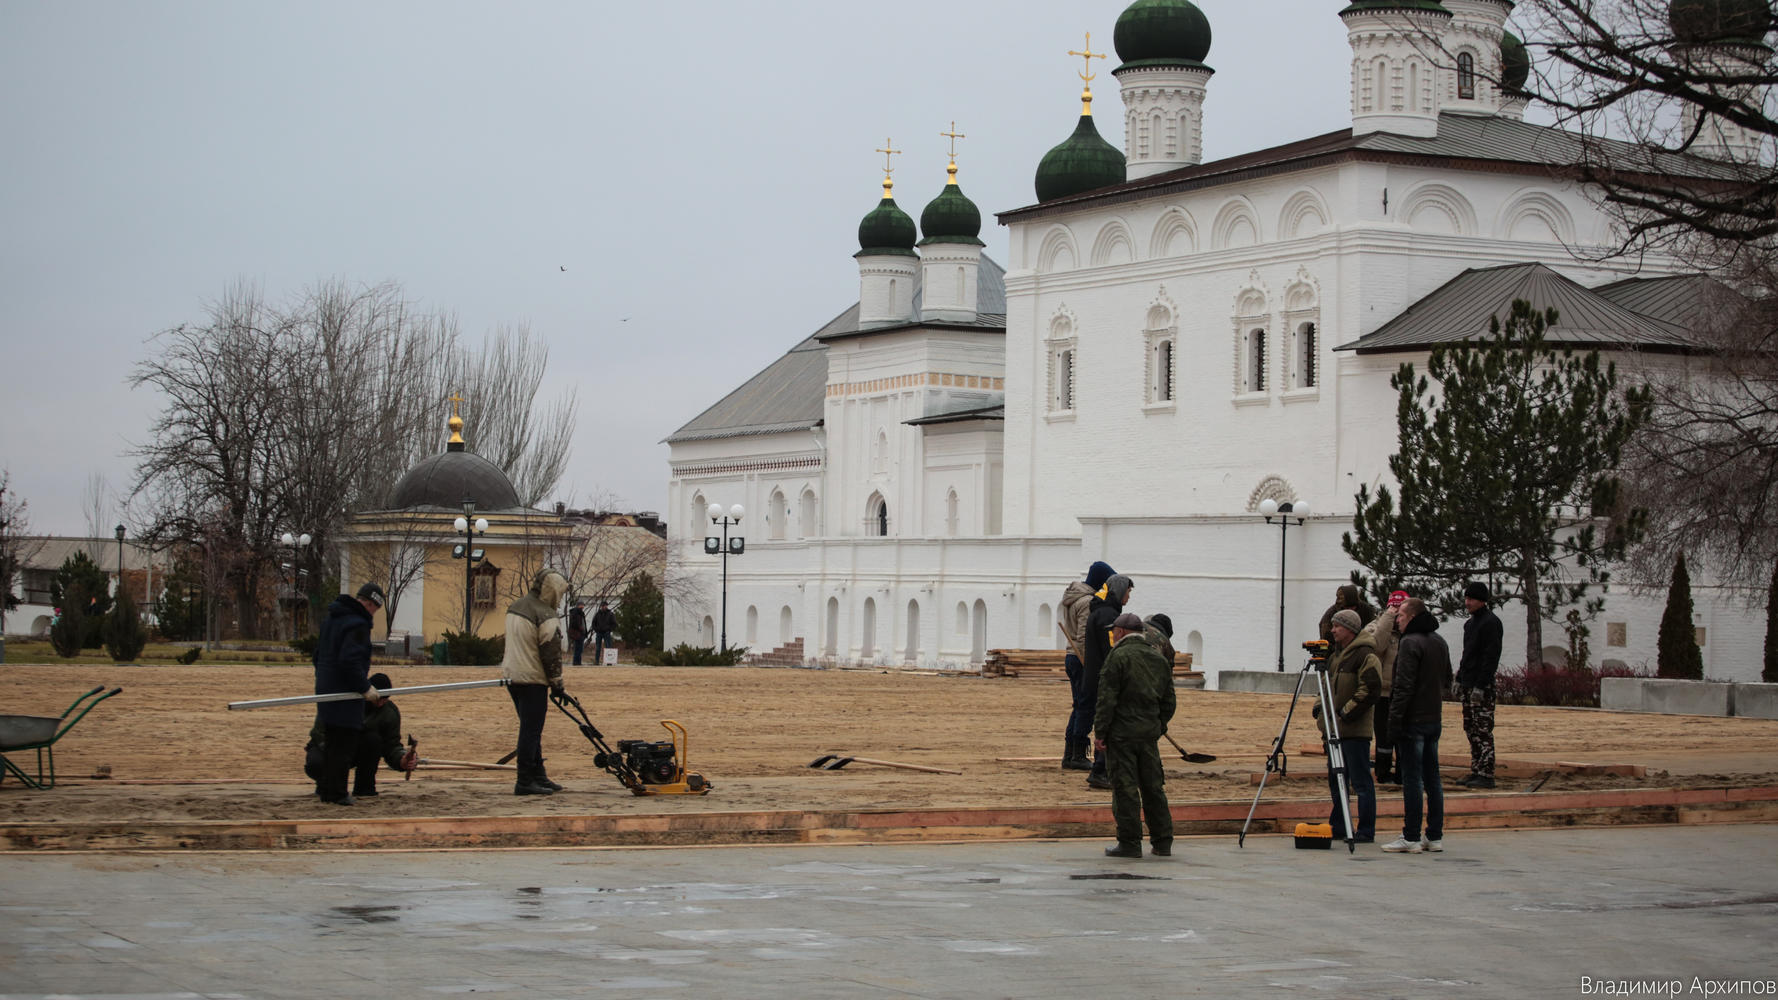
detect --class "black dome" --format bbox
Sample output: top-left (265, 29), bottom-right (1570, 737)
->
top-left (386, 449), bottom-right (521, 510)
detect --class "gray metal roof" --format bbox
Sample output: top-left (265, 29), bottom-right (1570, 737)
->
top-left (1336, 262), bottom-right (1695, 354)
top-left (904, 403), bottom-right (1006, 426)
top-left (998, 112), bottom-right (1740, 222)
top-left (1592, 274), bottom-right (1738, 330)
top-left (667, 257), bottom-right (1006, 444)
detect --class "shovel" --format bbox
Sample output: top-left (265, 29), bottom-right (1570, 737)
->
top-left (1164, 733), bottom-right (1217, 764)
top-left (808, 754), bottom-right (962, 775)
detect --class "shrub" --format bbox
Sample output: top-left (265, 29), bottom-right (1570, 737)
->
top-left (634, 642), bottom-right (748, 666)
top-left (1495, 660), bottom-right (1650, 708)
top-left (49, 586), bottom-right (86, 658)
top-left (613, 572), bottom-right (664, 652)
top-left (290, 634), bottom-right (318, 657)
top-left (50, 551), bottom-right (112, 648)
top-left (1657, 552), bottom-right (1705, 679)
top-left (176, 647), bottom-right (202, 665)
top-left (442, 630), bottom-right (505, 666)
top-left (103, 587), bottom-right (148, 662)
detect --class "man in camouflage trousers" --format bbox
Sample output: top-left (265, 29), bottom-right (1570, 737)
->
top-left (1094, 612), bottom-right (1177, 859)
top-left (1458, 582), bottom-right (1502, 789)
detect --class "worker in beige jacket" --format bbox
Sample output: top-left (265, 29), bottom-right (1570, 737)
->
top-left (1359, 590), bottom-right (1410, 784)
top-left (501, 569), bottom-right (570, 796)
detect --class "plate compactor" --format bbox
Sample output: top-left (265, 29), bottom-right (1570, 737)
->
top-left (550, 690), bottom-right (711, 796)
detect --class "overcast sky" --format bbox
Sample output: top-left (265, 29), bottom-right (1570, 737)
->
top-left (2, 1), bottom-right (1368, 536)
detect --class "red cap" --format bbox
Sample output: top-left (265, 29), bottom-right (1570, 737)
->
top-left (1387, 590), bottom-right (1409, 608)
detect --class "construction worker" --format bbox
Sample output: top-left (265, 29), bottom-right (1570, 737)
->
top-left (1315, 609), bottom-right (1382, 843)
top-left (310, 582), bottom-right (385, 805)
top-left (1082, 573), bottom-right (1135, 790)
top-left (501, 569), bottom-right (570, 796)
top-left (1095, 612), bottom-right (1176, 859)
top-left (303, 672), bottom-right (418, 798)
top-left (1058, 561), bottom-right (1115, 772)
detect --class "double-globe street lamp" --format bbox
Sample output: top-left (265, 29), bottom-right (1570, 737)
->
top-left (454, 499), bottom-right (490, 635)
top-left (704, 504), bottom-right (745, 653)
top-left (1257, 498), bottom-right (1309, 673)
top-left (279, 531), bottom-right (311, 640)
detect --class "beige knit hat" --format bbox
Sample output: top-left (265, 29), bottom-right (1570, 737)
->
top-left (1331, 609), bottom-right (1363, 634)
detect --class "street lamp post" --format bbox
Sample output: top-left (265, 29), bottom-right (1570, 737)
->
top-left (114, 524), bottom-right (126, 605)
top-left (703, 504), bottom-right (745, 653)
top-left (1, 513), bottom-right (10, 665)
top-left (1258, 498), bottom-right (1309, 672)
top-left (453, 499), bottom-right (489, 635)
top-left (279, 531), bottom-right (311, 640)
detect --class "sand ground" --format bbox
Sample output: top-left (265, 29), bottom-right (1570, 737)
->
top-left (4, 663), bottom-right (1777, 825)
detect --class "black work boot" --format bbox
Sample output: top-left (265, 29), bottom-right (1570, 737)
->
top-left (1150, 840), bottom-right (1173, 857)
top-left (1104, 842), bottom-right (1142, 858)
top-left (1086, 763), bottom-right (1112, 790)
top-left (535, 759), bottom-right (565, 792)
top-left (1062, 738), bottom-right (1091, 771)
top-left (514, 766), bottom-right (555, 796)
top-left (1374, 752), bottom-right (1395, 785)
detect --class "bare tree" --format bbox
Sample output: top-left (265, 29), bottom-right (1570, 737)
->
top-left (0, 471), bottom-right (46, 635)
top-left (80, 472), bottom-right (117, 565)
top-left (453, 324), bottom-right (578, 507)
top-left (350, 510), bottom-right (456, 639)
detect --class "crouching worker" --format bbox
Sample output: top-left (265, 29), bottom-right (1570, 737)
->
top-left (304, 672), bottom-right (418, 798)
top-left (502, 569), bottom-right (571, 796)
top-left (1095, 612), bottom-right (1176, 859)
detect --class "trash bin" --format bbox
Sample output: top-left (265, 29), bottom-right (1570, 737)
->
top-left (432, 641), bottom-right (449, 665)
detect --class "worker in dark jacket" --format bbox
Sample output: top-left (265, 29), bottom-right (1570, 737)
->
top-left (567, 600), bottom-right (588, 665)
top-left (590, 601), bottom-right (618, 665)
top-left (1058, 560), bottom-right (1115, 772)
top-left (1095, 613), bottom-right (1176, 858)
top-left (1081, 574), bottom-right (1134, 790)
top-left (1318, 584), bottom-right (1378, 641)
top-left (1457, 581), bottom-right (1503, 788)
top-left (304, 673), bottom-right (417, 797)
top-left (1383, 597), bottom-right (1453, 854)
top-left (1314, 609), bottom-right (1383, 843)
top-left (311, 582), bottom-right (386, 805)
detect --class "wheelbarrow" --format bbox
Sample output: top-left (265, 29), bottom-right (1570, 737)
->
top-left (1, 685), bottom-right (122, 789)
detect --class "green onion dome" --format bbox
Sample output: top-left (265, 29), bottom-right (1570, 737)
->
top-left (1500, 30), bottom-right (1530, 93)
top-left (1113, 0), bottom-right (1213, 70)
top-left (1035, 115), bottom-right (1127, 203)
top-left (919, 164), bottom-right (984, 246)
top-left (857, 178), bottom-right (918, 257)
top-left (1670, 0), bottom-right (1773, 45)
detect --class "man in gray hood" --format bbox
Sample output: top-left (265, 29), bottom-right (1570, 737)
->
top-left (1082, 573), bottom-right (1135, 790)
top-left (501, 569), bottom-right (570, 796)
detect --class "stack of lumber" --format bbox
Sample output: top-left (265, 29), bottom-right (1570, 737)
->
top-left (984, 648), bottom-right (1200, 684)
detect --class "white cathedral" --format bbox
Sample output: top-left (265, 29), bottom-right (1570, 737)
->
top-left (665, 0), bottom-right (1771, 685)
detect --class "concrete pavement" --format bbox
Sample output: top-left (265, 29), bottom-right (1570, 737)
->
top-left (2, 825), bottom-right (1775, 998)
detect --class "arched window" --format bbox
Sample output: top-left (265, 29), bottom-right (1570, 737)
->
top-left (955, 601), bottom-right (969, 634)
top-left (1247, 328), bottom-right (1267, 393)
top-left (860, 597), bottom-right (877, 659)
top-left (700, 616), bottom-right (715, 647)
top-left (799, 488), bottom-right (819, 539)
top-left (873, 430), bottom-right (889, 474)
top-left (945, 489), bottom-right (960, 537)
top-left (1047, 313), bottom-right (1078, 414)
top-left (1037, 603), bottom-right (1054, 647)
top-left (824, 597), bottom-right (839, 656)
top-left (1146, 304), bottom-right (1176, 406)
top-left (904, 599), bottom-right (921, 663)
top-left (1457, 51), bottom-right (1476, 100)
top-left (779, 605), bottom-right (793, 646)
top-left (1296, 321), bottom-right (1318, 389)
top-left (1373, 57), bottom-right (1389, 112)
top-left (970, 599), bottom-right (988, 665)
top-left (691, 492), bottom-right (706, 533)
top-left (866, 493), bottom-right (889, 537)
top-left (768, 489), bottom-right (787, 540)
top-left (745, 605), bottom-right (758, 645)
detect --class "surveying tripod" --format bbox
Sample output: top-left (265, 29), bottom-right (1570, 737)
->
top-left (1238, 640), bottom-right (1356, 852)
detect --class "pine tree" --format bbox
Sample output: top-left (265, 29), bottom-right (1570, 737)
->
top-left (1763, 557), bottom-right (1777, 684)
top-left (50, 550), bottom-right (114, 649)
top-left (104, 586), bottom-right (148, 662)
top-left (613, 572), bottom-right (664, 652)
top-left (1343, 300), bottom-right (1648, 668)
top-left (49, 584), bottom-right (87, 658)
top-left (1657, 552), bottom-right (1704, 680)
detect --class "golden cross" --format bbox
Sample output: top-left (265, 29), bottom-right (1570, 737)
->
top-left (1069, 32), bottom-right (1105, 85)
top-left (875, 138), bottom-right (901, 175)
top-left (447, 391), bottom-right (464, 418)
top-left (941, 122), bottom-right (965, 160)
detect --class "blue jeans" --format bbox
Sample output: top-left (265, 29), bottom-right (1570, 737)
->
top-left (1064, 653), bottom-right (1091, 740)
top-left (1397, 722), bottom-right (1444, 842)
top-left (1326, 736), bottom-right (1375, 840)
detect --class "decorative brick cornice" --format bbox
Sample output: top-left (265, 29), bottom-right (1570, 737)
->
top-left (673, 455), bottom-right (823, 477)
top-left (826, 372), bottom-right (1005, 398)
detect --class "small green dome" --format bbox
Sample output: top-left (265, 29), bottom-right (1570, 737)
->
top-left (1035, 115), bottom-right (1127, 203)
top-left (1114, 0), bottom-right (1212, 69)
top-left (919, 174), bottom-right (984, 246)
top-left (1670, 0), bottom-right (1772, 45)
top-left (857, 186), bottom-right (918, 257)
top-left (1500, 30), bottom-right (1530, 92)
top-left (1339, 0), bottom-right (1451, 15)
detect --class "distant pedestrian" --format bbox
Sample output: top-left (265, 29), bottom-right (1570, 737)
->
top-left (1095, 612), bottom-right (1175, 859)
top-left (1384, 597), bottom-right (1453, 854)
top-left (1457, 582), bottom-right (1503, 789)
top-left (568, 599), bottom-right (588, 666)
top-left (1317, 584), bottom-right (1377, 641)
top-left (1361, 590), bottom-right (1410, 783)
top-left (1083, 573), bottom-right (1135, 790)
top-left (1316, 609), bottom-right (1381, 843)
top-left (310, 582), bottom-right (386, 806)
top-left (591, 601), bottom-right (618, 664)
top-left (1058, 561), bottom-right (1115, 772)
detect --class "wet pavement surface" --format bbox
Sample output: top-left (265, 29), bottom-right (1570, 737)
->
top-left (1, 824), bottom-right (1775, 998)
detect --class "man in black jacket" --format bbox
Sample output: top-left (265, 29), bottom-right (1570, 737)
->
top-left (1383, 597), bottom-right (1453, 854)
top-left (1082, 574), bottom-right (1134, 791)
top-left (304, 672), bottom-right (418, 797)
top-left (568, 600), bottom-right (588, 665)
top-left (311, 582), bottom-right (386, 805)
top-left (591, 601), bottom-right (618, 665)
top-left (1457, 581), bottom-right (1503, 789)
